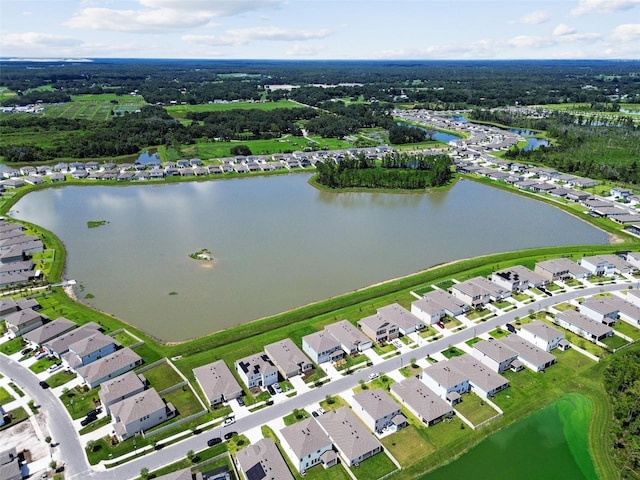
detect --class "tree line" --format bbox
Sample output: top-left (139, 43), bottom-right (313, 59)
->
top-left (315, 153), bottom-right (452, 190)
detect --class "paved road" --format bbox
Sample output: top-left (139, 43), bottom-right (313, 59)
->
top-left (0, 282), bottom-right (629, 479)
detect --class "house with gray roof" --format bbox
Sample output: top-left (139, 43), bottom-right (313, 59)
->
top-left (111, 388), bottom-right (175, 440)
top-left (235, 353), bottom-right (278, 389)
top-left (99, 371), bottom-right (147, 415)
top-left (607, 295), bottom-right (640, 325)
top-left (375, 303), bottom-right (425, 335)
top-left (301, 330), bottom-right (343, 364)
top-left (4, 308), bottom-right (44, 337)
top-left (449, 276), bottom-right (510, 308)
top-left (0, 298), bottom-right (18, 317)
top-left (63, 332), bottom-right (120, 368)
top-left (280, 418), bottom-right (337, 473)
top-left (76, 347), bottom-right (143, 388)
top-left (45, 322), bottom-right (102, 357)
top-left (535, 258), bottom-right (589, 281)
top-left (411, 290), bottom-right (470, 325)
top-left (154, 468), bottom-right (203, 480)
top-left (500, 335), bottom-right (556, 372)
top-left (357, 312), bottom-right (400, 344)
top-left (391, 376), bottom-right (454, 426)
top-left (448, 354), bottom-right (510, 399)
top-left (352, 389), bottom-right (406, 434)
top-left (23, 317), bottom-right (76, 346)
top-left (471, 338), bottom-right (519, 373)
top-left (556, 310), bottom-right (613, 342)
top-left (519, 320), bottom-right (565, 352)
top-left (0, 447), bottom-right (21, 480)
top-left (264, 338), bottom-right (313, 379)
top-left (421, 360), bottom-right (470, 405)
top-left (236, 438), bottom-right (295, 480)
top-left (579, 298), bottom-right (619, 326)
top-left (325, 319), bottom-right (372, 354)
top-left (193, 360), bottom-right (242, 406)
top-left (316, 406), bottom-right (383, 467)
top-left (489, 265), bottom-right (548, 292)
top-left (579, 255), bottom-right (617, 276)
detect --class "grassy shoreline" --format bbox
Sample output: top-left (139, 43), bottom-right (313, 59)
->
top-left (0, 169), bottom-right (634, 479)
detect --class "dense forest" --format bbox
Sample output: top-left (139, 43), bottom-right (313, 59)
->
top-left (603, 350), bottom-right (640, 479)
top-left (315, 152), bottom-right (452, 190)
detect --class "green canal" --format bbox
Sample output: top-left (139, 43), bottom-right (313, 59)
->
top-left (422, 393), bottom-right (598, 480)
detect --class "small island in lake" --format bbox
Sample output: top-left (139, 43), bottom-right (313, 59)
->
top-left (189, 248), bottom-right (215, 262)
top-left (87, 220), bottom-right (109, 228)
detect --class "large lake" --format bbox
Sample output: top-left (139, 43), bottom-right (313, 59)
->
top-left (10, 174), bottom-right (608, 341)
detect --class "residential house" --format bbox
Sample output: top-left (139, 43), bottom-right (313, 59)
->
top-left (352, 389), bottom-right (406, 434)
top-left (448, 354), bottom-right (510, 399)
top-left (153, 468), bottom-right (204, 480)
top-left (421, 360), bottom-right (470, 405)
top-left (76, 347), bottom-right (143, 388)
top-left (236, 438), bottom-right (295, 480)
top-left (519, 320), bottom-right (565, 352)
top-left (99, 371), bottom-right (147, 415)
top-left (449, 276), bottom-right (510, 308)
top-left (324, 319), bottom-right (372, 354)
top-left (390, 376), bottom-right (454, 426)
top-left (579, 298), bottom-right (619, 326)
top-left (23, 317), bottom-right (76, 347)
top-left (411, 290), bottom-right (470, 325)
top-left (535, 258), bottom-right (589, 282)
top-left (0, 298), bottom-right (18, 317)
top-left (500, 335), bottom-right (557, 372)
top-left (111, 388), bottom-right (175, 440)
top-left (0, 447), bottom-right (21, 480)
top-left (63, 332), bottom-right (120, 368)
top-left (193, 360), bottom-right (243, 406)
top-left (280, 418), bottom-right (337, 473)
top-left (264, 338), bottom-right (313, 379)
top-left (357, 313), bottom-right (400, 344)
top-left (607, 295), bottom-right (640, 325)
top-left (235, 353), bottom-right (278, 389)
top-left (3, 308), bottom-right (43, 337)
top-left (579, 255), bottom-right (616, 276)
top-left (489, 265), bottom-right (548, 292)
top-left (555, 310), bottom-right (613, 342)
top-left (45, 322), bottom-right (102, 357)
top-left (624, 252), bottom-right (640, 270)
top-left (301, 330), bottom-right (343, 364)
top-left (375, 303), bottom-right (425, 335)
top-left (316, 406), bottom-right (383, 467)
top-left (471, 338), bottom-right (519, 373)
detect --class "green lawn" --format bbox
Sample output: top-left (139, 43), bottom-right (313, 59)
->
top-left (465, 337), bottom-right (482, 347)
top-left (0, 337), bottom-right (24, 355)
top-left (47, 369), bottom-right (77, 388)
top-left (441, 346), bottom-right (464, 359)
top-left (600, 334), bottom-right (629, 350)
top-left (79, 416), bottom-right (111, 435)
top-left (454, 392), bottom-right (500, 426)
top-left (141, 362), bottom-right (184, 391)
top-left (304, 463), bottom-right (352, 480)
top-left (613, 320), bottom-right (640, 341)
top-left (282, 409), bottom-right (310, 426)
top-left (60, 385), bottom-right (101, 420)
top-left (165, 100), bottom-right (306, 119)
top-left (29, 356), bottom-right (61, 374)
top-left (162, 385), bottom-right (203, 418)
top-left (512, 293), bottom-right (532, 302)
top-left (382, 425), bottom-right (436, 468)
top-left (0, 386), bottom-right (15, 404)
top-left (489, 328), bottom-right (509, 339)
top-left (493, 300), bottom-right (513, 309)
top-left (0, 406), bottom-right (29, 431)
top-left (111, 330), bottom-right (139, 347)
top-left (351, 451), bottom-right (397, 480)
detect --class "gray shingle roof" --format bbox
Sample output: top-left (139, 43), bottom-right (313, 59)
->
top-left (236, 438), bottom-right (294, 480)
top-left (521, 320), bottom-right (564, 342)
top-left (280, 417), bottom-right (332, 459)
top-left (391, 376), bottom-right (453, 423)
top-left (23, 317), bottom-right (76, 344)
top-left (316, 406), bottom-right (382, 463)
top-left (193, 360), bottom-right (242, 403)
top-left (353, 389), bottom-right (400, 421)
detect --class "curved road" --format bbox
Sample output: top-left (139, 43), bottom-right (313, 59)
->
top-left (0, 282), bottom-right (629, 479)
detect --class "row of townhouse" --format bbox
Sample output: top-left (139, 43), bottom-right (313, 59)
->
top-left (0, 220), bottom-right (42, 289)
top-left (302, 319), bottom-right (372, 365)
top-left (357, 303), bottom-right (425, 344)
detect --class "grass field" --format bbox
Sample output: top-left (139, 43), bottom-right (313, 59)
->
top-left (454, 392), bottom-right (500, 426)
top-left (165, 100), bottom-right (306, 120)
top-left (142, 362), bottom-right (184, 391)
top-left (36, 94), bottom-right (147, 121)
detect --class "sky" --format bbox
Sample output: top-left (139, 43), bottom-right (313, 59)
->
top-left (1, 0), bottom-right (640, 60)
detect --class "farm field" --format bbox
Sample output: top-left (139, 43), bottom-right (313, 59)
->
top-left (38, 94), bottom-right (147, 121)
top-left (165, 99), bottom-right (306, 120)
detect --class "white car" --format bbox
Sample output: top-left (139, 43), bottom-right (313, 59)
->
top-left (316, 407), bottom-right (326, 416)
top-left (48, 364), bottom-right (63, 374)
top-left (223, 416), bottom-right (235, 426)
top-left (368, 372), bottom-right (379, 380)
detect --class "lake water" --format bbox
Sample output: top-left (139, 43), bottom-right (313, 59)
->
top-left (422, 393), bottom-right (598, 480)
top-left (509, 128), bottom-right (550, 151)
top-left (9, 174), bottom-right (608, 341)
top-left (136, 150), bottom-right (161, 164)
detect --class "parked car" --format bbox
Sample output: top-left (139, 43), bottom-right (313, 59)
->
top-left (316, 407), bottom-right (325, 416)
top-left (34, 350), bottom-right (48, 360)
top-left (207, 437), bottom-right (221, 447)
top-left (436, 321), bottom-right (445, 329)
top-left (368, 372), bottom-right (379, 380)
top-left (267, 385), bottom-right (275, 395)
top-left (236, 396), bottom-right (245, 407)
top-left (273, 383), bottom-right (282, 394)
top-left (21, 348), bottom-right (33, 355)
top-left (80, 416), bottom-right (95, 427)
top-left (48, 363), bottom-right (63, 374)
top-left (224, 431), bottom-right (237, 440)
top-left (505, 323), bottom-right (516, 333)
top-left (312, 411), bottom-right (319, 418)
top-left (223, 416), bottom-right (235, 426)
top-left (38, 381), bottom-right (49, 389)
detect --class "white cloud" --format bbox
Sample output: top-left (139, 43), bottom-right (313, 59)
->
top-left (65, 0), bottom-right (282, 33)
top-left (507, 35), bottom-right (555, 49)
top-left (509, 10), bottom-right (550, 25)
top-left (371, 40), bottom-right (496, 60)
top-left (571, 0), bottom-right (640, 16)
top-left (0, 32), bottom-right (82, 49)
top-left (184, 27), bottom-right (330, 47)
top-left (553, 24), bottom-right (576, 36)
top-left (611, 23), bottom-right (640, 41)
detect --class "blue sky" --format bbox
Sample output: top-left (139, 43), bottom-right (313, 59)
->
top-left (1, 0), bottom-right (639, 60)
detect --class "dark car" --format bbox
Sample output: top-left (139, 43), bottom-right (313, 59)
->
top-left (86, 408), bottom-right (102, 417)
top-left (312, 411), bottom-right (319, 418)
top-left (267, 385), bottom-right (275, 395)
top-left (505, 323), bottom-right (516, 333)
top-left (21, 348), bottom-right (33, 355)
top-left (237, 396), bottom-right (245, 407)
top-left (207, 437), bottom-right (222, 447)
top-left (80, 416), bottom-right (95, 427)
top-left (224, 431), bottom-right (237, 440)
top-left (38, 381), bottom-right (49, 389)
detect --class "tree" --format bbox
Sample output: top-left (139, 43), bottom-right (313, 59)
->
top-left (230, 144), bottom-right (252, 156)
top-left (49, 460), bottom-right (57, 471)
top-left (86, 440), bottom-right (97, 452)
